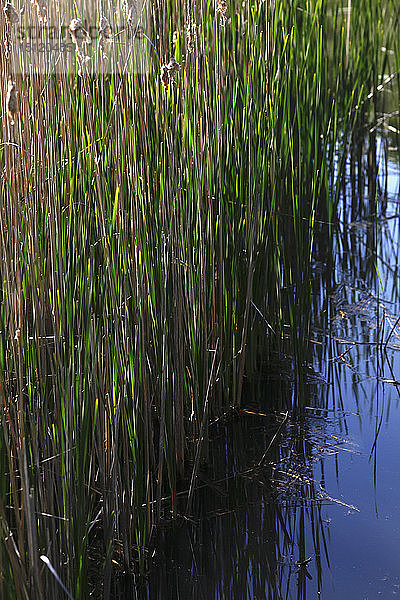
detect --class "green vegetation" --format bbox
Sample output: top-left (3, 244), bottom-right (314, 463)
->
top-left (0, 0), bottom-right (398, 597)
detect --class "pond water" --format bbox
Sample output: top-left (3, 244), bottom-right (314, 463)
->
top-left (116, 134), bottom-right (400, 599)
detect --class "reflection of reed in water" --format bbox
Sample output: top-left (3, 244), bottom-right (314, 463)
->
top-left (142, 369), bottom-right (360, 600)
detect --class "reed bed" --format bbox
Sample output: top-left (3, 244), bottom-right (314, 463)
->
top-left (0, 0), bottom-right (397, 597)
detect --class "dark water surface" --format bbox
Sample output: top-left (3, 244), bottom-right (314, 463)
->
top-left (125, 136), bottom-right (400, 600)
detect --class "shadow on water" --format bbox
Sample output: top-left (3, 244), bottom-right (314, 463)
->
top-left (114, 364), bottom-right (360, 599)
top-left (110, 127), bottom-right (400, 600)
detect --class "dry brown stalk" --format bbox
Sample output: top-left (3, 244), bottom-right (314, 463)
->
top-left (160, 58), bottom-right (180, 87)
top-left (69, 18), bottom-right (91, 74)
top-left (122, 0), bottom-right (137, 26)
top-left (216, 0), bottom-right (227, 21)
top-left (6, 80), bottom-right (18, 126)
top-left (3, 1), bottom-right (20, 25)
top-left (186, 21), bottom-right (197, 53)
top-left (69, 18), bottom-right (91, 50)
top-left (160, 64), bottom-right (170, 87)
top-left (31, 0), bottom-right (47, 22)
top-left (98, 15), bottom-right (112, 57)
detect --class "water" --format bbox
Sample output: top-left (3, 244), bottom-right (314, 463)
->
top-left (117, 134), bottom-right (400, 599)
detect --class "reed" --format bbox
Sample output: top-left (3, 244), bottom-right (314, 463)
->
top-left (0, 0), bottom-right (396, 597)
